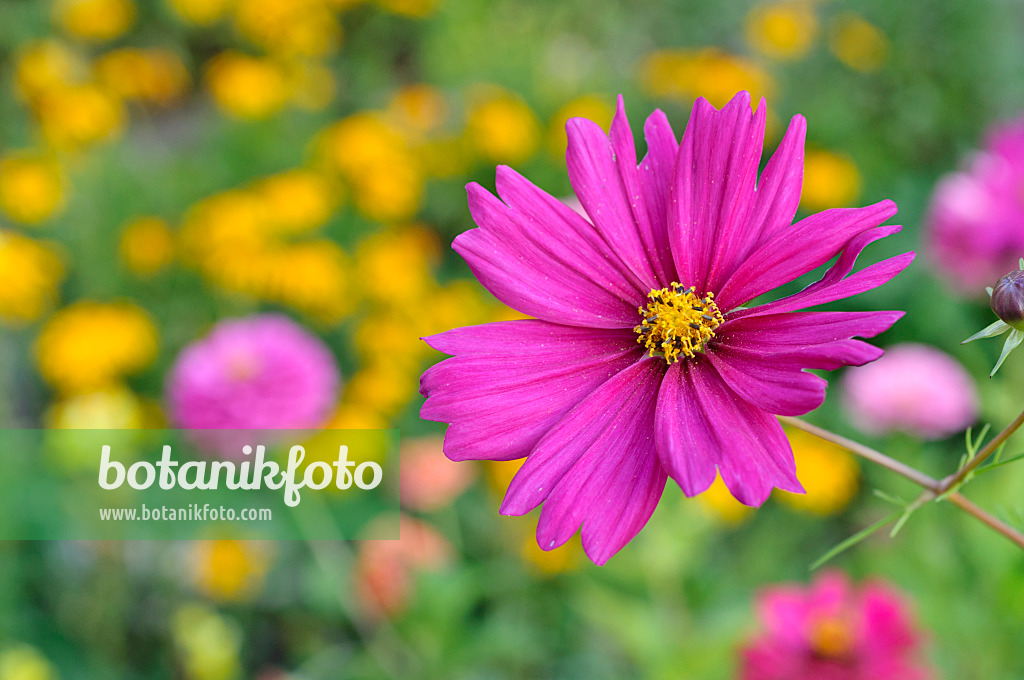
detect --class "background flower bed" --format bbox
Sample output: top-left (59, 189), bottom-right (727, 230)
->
top-left (0, 0), bottom-right (1023, 678)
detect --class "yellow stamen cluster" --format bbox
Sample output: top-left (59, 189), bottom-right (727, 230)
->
top-left (634, 283), bottom-right (724, 364)
top-left (809, 617), bottom-right (855, 659)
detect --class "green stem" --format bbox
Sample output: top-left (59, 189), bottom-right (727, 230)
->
top-left (937, 407), bottom-right (1024, 494)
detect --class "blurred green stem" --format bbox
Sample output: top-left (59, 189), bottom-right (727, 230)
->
top-left (780, 415), bottom-right (1024, 551)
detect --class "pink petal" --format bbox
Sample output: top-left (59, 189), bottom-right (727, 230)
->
top-left (500, 358), bottom-right (667, 564)
top-left (455, 180), bottom-right (644, 328)
top-left (732, 225), bottom-right (916, 318)
top-left (670, 92), bottom-right (767, 295)
top-left (638, 107), bottom-right (681, 284)
top-left (655, 359), bottom-right (803, 506)
top-left (744, 114), bottom-right (807, 247)
top-left (717, 200), bottom-right (899, 310)
top-left (704, 310), bottom-right (903, 415)
top-left (421, 320), bottom-right (640, 461)
top-left (566, 113), bottom-right (661, 289)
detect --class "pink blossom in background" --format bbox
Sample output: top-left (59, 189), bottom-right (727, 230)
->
top-left (926, 114), bottom-right (1024, 294)
top-left (166, 314), bottom-right (341, 454)
top-left (353, 515), bottom-right (453, 620)
top-left (840, 343), bottom-right (978, 440)
top-left (399, 436), bottom-right (477, 511)
top-left (740, 571), bottom-right (932, 680)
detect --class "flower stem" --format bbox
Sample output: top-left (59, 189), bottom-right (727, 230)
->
top-left (779, 415), bottom-right (1024, 551)
top-left (936, 407), bottom-right (1024, 495)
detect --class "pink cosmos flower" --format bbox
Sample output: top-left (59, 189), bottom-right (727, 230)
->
top-left (420, 92), bottom-right (913, 564)
top-left (740, 571), bottom-right (932, 680)
top-left (840, 343), bottom-right (978, 440)
top-left (925, 114), bottom-right (1024, 294)
top-left (167, 314), bottom-right (340, 453)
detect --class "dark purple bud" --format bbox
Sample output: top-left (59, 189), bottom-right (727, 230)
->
top-left (991, 268), bottom-right (1024, 331)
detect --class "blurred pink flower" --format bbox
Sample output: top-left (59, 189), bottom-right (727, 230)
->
top-left (926, 115), bottom-right (1024, 294)
top-left (399, 436), bottom-right (477, 511)
top-left (740, 571), bottom-right (932, 680)
top-left (353, 515), bottom-right (453, 620)
top-left (841, 343), bottom-right (978, 440)
top-left (166, 314), bottom-right (340, 453)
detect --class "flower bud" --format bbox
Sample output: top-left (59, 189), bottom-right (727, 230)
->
top-left (990, 268), bottom-right (1024, 331)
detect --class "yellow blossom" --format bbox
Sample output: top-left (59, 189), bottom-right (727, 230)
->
top-left (190, 540), bottom-right (271, 602)
top-left (416, 135), bottom-right (473, 178)
top-left (205, 52), bottom-right (290, 120)
top-left (801, 149), bottom-right (861, 212)
top-left (354, 313), bottom-right (427, 368)
top-left (285, 59), bottom-right (337, 110)
top-left (520, 530), bottom-right (583, 576)
top-left (745, 2), bottom-right (819, 60)
top-left (119, 216), bottom-right (175, 276)
top-left (178, 190), bottom-right (268, 266)
top-left (0, 154), bottom-right (66, 225)
top-left (353, 164), bottom-right (424, 222)
top-left (777, 428), bottom-right (859, 515)
top-left (35, 84), bottom-right (125, 150)
top-left (353, 224), bottom-right (438, 304)
top-left (639, 48), bottom-right (774, 109)
top-left (466, 88), bottom-right (541, 164)
top-left (0, 232), bottom-right (64, 324)
top-left (419, 280), bottom-right (494, 337)
top-left (263, 241), bottom-right (352, 322)
top-left (698, 475), bottom-right (754, 524)
top-left (172, 604), bottom-right (242, 680)
top-left (46, 384), bottom-right (148, 429)
top-left (93, 48), bottom-right (190, 106)
top-left (373, 0), bottom-right (436, 17)
top-left (35, 300), bottom-right (158, 393)
top-left (14, 40), bottom-right (86, 102)
top-left (326, 402), bottom-right (389, 429)
top-left (165, 0), bottom-right (233, 25)
top-left (344, 361), bottom-right (419, 416)
top-left (546, 94), bottom-right (615, 157)
top-left (829, 13), bottom-right (889, 72)
top-left (388, 84), bottom-right (448, 134)
top-left (485, 458), bottom-right (523, 498)
top-left (0, 645), bottom-right (57, 680)
top-left (234, 0), bottom-right (342, 57)
top-left (254, 169), bottom-right (338, 234)
top-left (53, 0), bottom-right (137, 42)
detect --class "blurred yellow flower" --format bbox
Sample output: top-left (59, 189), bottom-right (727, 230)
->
top-left (0, 232), bottom-right (64, 324)
top-left (484, 458), bottom-right (522, 498)
top-left (53, 0), bottom-right (137, 42)
top-left (354, 224), bottom-right (439, 304)
top-left (46, 384), bottom-right (148, 429)
top-left (388, 84), bottom-right (449, 134)
top-left (285, 59), bottom-right (337, 111)
top-left (418, 279), bottom-right (494, 337)
top-left (698, 475), bottom-right (754, 524)
top-left (374, 0), bottom-right (436, 18)
top-left (830, 13), bottom-right (889, 72)
top-left (35, 300), bottom-right (158, 393)
top-left (0, 644), bottom-right (56, 680)
top-left (344, 361), bottom-right (419, 417)
top-left (263, 240), bottom-right (352, 321)
top-left (234, 0), bottom-right (342, 57)
top-left (93, 48), bottom-right (191, 106)
top-left (354, 313), bottom-right (427, 367)
top-left (326, 402), bottom-right (389, 429)
top-left (165, 0), bottom-right (233, 25)
top-left (801, 149), bottom-right (861, 211)
top-left (190, 540), bottom-right (271, 602)
top-left (546, 94), bottom-right (614, 157)
top-left (205, 52), bottom-right (290, 120)
top-left (172, 604), bottom-right (242, 680)
top-left (318, 113), bottom-right (424, 221)
top-left (777, 428), bottom-right (859, 515)
top-left (35, 84), bottom-right (125, 150)
top-left (0, 154), bottom-right (66, 225)
top-left (466, 87), bottom-right (541, 164)
top-left (745, 2), bottom-right (819, 60)
top-left (639, 48), bottom-right (774, 109)
top-left (254, 169), bottom-right (338, 234)
top-left (520, 530), bottom-right (583, 576)
top-left (120, 216), bottom-right (175, 276)
top-left (416, 135), bottom-right (473, 178)
top-left (14, 40), bottom-right (85, 102)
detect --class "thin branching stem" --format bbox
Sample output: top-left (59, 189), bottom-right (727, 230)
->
top-left (780, 415), bottom-right (1024, 552)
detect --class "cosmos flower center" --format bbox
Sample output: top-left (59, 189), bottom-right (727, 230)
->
top-left (634, 283), bottom-right (724, 364)
top-left (809, 616), bottom-right (855, 660)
